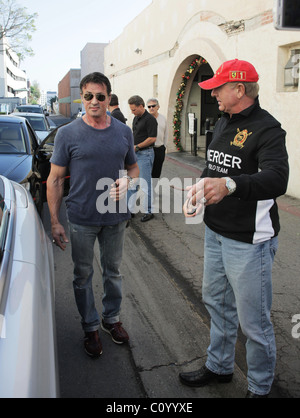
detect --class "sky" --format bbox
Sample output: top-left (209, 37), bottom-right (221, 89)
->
top-left (20, 0), bottom-right (152, 92)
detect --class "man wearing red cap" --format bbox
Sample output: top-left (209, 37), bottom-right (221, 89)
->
top-left (179, 59), bottom-right (289, 397)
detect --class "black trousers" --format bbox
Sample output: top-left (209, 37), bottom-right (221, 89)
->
top-left (152, 145), bottom-right (166, 179)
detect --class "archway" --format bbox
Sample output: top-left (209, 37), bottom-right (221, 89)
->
top-left (170, 55), bottom-right (219, 153)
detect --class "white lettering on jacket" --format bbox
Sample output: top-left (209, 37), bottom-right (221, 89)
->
top-left (207, 150), bottom-right (242, 170)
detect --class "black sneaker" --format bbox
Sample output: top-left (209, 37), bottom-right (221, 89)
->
top-left (141, 213), bottom-right (154, 222)
top-left (101, 320), bottom-right (129, 344)
top-left (179, 365), bottom-right (233, 387)
top-left (245, 390), bottom-right (269, 398)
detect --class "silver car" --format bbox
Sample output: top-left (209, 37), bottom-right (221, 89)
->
top-left (0, 175), bottom-right (59, 398)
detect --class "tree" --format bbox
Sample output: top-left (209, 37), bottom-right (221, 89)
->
top-left (29, 81), bottom-right (40, 104)
top-left (50, 96), bottom-right (58, 111)
top-left (0, 0), bottom-right (38, 60)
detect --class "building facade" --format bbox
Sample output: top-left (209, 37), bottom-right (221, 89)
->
top-left (0, 36), bottom-right (28, 112)
top-left (81, 43), bottom-right (108, 79)
top-left (58, 69), bottom-right (81, 117)
top-left (39, 90), bottom-right (47, 108)
top-left (104, 0), bottom-right (300, 199)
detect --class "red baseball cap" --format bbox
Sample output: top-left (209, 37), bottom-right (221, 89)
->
top-left (199, 59), bottom-right (259, 90)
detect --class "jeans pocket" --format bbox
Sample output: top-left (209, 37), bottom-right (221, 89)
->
top-left (270, 236), bottom-right (278, 260)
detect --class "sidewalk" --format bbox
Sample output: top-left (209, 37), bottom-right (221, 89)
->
top-left (130, 151), bottom-right (300, 398)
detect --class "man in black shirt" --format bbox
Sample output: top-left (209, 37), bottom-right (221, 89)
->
top-left (128, 95), bottom-right (157, 222)
top-left (179, 59), bottom-right (289, 398)
top-left (109, 94), bottom-right (126, 124)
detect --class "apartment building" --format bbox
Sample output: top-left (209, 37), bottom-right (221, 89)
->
top-left (0, 36), bottom-right (27, 103)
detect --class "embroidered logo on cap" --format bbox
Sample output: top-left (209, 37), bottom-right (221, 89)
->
top-left (229, 71), bottom-right (246, 81)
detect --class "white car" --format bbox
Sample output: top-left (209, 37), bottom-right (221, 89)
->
top-left (0, 175), bottom-right (59, 398)
top-left (10, 112), bottom-right (53, 144)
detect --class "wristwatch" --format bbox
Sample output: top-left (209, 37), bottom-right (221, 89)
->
top-left (224, 177), bottom-right (236, 196)
top-left (123, 175), bottom-right (135, 188)
top-left (135, 146), bottom-right (140, 152)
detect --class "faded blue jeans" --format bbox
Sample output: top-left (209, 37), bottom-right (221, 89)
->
top-left (68, 220), bottom-right (127, 332)
top-left (127, 148), bottom-right (154, 214)
top-left (203, 226), bottom-right (278, 395)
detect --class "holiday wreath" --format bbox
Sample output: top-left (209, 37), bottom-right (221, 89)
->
top-left (173, 57), bottom-right (207, 151)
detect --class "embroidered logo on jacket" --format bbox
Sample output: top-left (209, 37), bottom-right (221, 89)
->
top-left (230, 129), bottom-right (252, 149)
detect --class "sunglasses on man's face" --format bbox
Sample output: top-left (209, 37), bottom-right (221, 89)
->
top-left (83, 92), bottom-right (106, 102)
top-left (148, 104), bottom-right (157, 109)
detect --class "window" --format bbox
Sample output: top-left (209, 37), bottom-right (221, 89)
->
top-left (275, 0), bottom-right (300, 30)
top-left (277, 44), bottom-right (300, 92)
top-left (25, 116), bottom-right (47, 131)
top-left (284, 49), bottom-right (300, 87)
top-left (0, 123), bottom-right (26, 153)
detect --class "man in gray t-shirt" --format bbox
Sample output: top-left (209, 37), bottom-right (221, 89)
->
top-left (47, 72), bottom-right (139, 358)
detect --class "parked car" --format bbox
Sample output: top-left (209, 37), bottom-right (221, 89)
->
top-left (0, 115), bottom-right (69, 215)
top-left (14, 105), bottom-right (46, 115)
top-left (10, 112), bottom-right (53, 143)
top-left (0, 175), bottom-right (59, 398)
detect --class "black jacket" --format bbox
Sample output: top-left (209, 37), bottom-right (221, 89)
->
top-left (202, 98), bottom-right (289, 244)
top-left (111, 108), bottom-right (126, 124)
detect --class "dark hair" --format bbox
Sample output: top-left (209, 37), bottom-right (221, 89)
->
top-left (128, 95), bottom-right (145, 107)
top-left (80, 72), bottom-right (111, 95)
top-left (110, 94), bottom-right (119, 106)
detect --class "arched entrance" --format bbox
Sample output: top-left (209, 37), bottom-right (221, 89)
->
top-left (170, 55), bottom-right (219, 154)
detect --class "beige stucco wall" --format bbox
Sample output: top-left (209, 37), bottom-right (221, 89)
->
top-left (104, 0), bottom-right (300, 198)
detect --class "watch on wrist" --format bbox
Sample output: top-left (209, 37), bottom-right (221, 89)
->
top-left (135, 146), bottom-right (140, 152)
top-left (224, 177), bottom-right (236, 196)
top-left (123, 175), bottom-right (135, 188)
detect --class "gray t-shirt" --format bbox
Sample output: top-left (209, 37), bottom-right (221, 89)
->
top-left (50, 117), bottom-right (136, 226)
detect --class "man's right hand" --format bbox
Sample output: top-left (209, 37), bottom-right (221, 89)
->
top-left (51, 223), bottom-right (69, 251)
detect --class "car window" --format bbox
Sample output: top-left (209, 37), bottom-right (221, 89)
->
top-left (43, 128), bottom-right (57, 145)
top-left (15, 106), bottom-right (43, 114)
top-left (0, 122), bottom-right (27, 153)
top-left (39, 122), bottom-right (70, 152)
top-left (25, 116), bottom-right (47, 131)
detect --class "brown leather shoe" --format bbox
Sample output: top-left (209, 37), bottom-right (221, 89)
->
top-left (101, 320), bottom-right (129, 344)
top-left (84, 330), bottom-right (103, 358)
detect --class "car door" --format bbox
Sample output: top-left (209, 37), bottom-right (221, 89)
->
top-left (24, 120), bottom-right (45, 213)
top-left (36, 123), bottom-right (70, 199)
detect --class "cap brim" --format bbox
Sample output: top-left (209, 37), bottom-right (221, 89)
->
top-left (198, 77), bottom-right (226, 90)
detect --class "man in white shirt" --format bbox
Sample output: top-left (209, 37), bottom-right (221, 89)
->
top-left (147, 98), bottom-right (168, 200)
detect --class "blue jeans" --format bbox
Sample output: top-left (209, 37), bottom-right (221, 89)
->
top-left (127, 148), bottom-right (154, 214)
top-left (203, 226), bottom-right (278, 395)
top-left (68, 221), bottom-right (127, 332)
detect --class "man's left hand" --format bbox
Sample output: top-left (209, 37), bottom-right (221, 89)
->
top-left (203, 177), bottom-right (228, 205)
top-left (110, 177), bottom-right (129, 201)
top-left (185, 177), bottom-right (228, 208)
